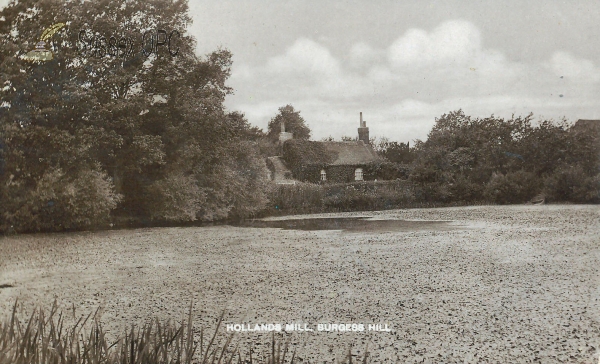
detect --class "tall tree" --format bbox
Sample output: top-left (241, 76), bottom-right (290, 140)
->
top-left (0, 0), bottom-right (268, 231)
top-left (374, 138), bottom-right (414, 164)
top-left (266, 104), bottom-right (311, 142)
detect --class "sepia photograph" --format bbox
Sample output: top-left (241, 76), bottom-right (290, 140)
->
top-left (0, 0), bottom-right (598, 362)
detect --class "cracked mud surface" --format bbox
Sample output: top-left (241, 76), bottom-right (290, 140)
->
top-left (1, 205), bottom-right (599, 363)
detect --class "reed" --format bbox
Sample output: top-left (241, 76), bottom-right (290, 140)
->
top-left (0, 301), bottom-right (370, 364)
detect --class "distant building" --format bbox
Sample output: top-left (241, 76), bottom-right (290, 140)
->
top-left (269, 112), bottom-right (383, 184)
top-left (573, 119), bottom-right (600, 137)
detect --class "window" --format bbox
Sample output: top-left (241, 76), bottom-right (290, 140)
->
top-left (355, 168), bottom-right (363, 181)
top-left (320, 169), bottom-right (327, 182)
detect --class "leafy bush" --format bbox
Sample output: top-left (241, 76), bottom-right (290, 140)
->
top-left (408, 110), bottom-right (599, 206)
top-left (484, 170), bottom-right (540, 204)
top-left (197, 142), bottom-right (270, 221)
top-left (266, 182), bottom-right (325, 214)
top-left (323, 181), bottom-right (416, 211)
top-left (146, 173), bottom-right (206, 222)
top-left (265, 180), bottom-right (418, 215)
top-left (363, 160), bottom-right (409, 180)
top-left (544, 166), bottom-right (600, 203)
top-left (1, 167), bottom-right (121, 233)
top-left (448, 173), bottom-right (484, 203)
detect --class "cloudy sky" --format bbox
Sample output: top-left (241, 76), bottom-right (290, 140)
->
top-left (3, 0), bottom-right (600, 142)
top-left (189, 0), bottom-right (600, 143)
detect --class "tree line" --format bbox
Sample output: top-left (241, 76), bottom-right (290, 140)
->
top-left (407, 111), bottom-right (598, 204)
top-left (0, 0), bottom-right (597, 233)
top-left (269, 109), bottom-right (598, 213)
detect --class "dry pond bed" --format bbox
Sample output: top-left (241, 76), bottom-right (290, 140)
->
top-left (1, 205), bottom-right (599, 363)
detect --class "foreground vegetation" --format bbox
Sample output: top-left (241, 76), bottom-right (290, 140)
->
top-left (0, 302), bottom-right (369, 364)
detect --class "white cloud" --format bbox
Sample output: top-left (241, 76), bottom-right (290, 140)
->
top-left (546, 51), bottom-right (600, 82)
top-left (267, 38), bottom-right (341, 77)
top-left (387, 20), bottom-right (481, 68)
top-left (226, 20), bottom-right (600, 141)
top-left (349, 42), bottom-right (382, 70)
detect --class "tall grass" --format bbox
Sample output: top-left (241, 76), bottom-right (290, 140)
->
top-left (0, 301), bottom-right (370, 364)
top-left (0, 300), bottom-right (199, 364)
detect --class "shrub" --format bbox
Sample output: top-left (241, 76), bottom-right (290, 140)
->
top-left (364, 161), bottom-right (409, 180)
top-left (266, 182), bottom-right (325, 214)
top-left (324, 181), bottom-right (418, 211)
top-left (484, 170), bottom-right (540, 204)
top-left (146, 173), bottom-right (206, 222)
top-left (1, 167), bottom-right (121, 233)
top-left (448, 174), bottom-right (484, 203)
top-left (265, 180), bottom-right (418, 215)
top-left (200, 142), bottom-right (271, 220)
top-left (544, 165), bottom-right (600, 203)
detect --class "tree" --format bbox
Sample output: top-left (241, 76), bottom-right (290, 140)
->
top-left (408, 110), bottom-right (598, 204)
top-left (374, 137), bottom-right (414, 164)
top-left (0, 0), bottom-right (268, 231)
top-left (266, 105), bottom-right (311, 142)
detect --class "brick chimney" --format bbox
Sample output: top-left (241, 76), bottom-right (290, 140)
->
top-left (358, 112), bottom-right (369, 144)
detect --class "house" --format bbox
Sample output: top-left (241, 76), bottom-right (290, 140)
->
top-left (269, 112), bottom-right (383, 184)
top-left (572, 119), bottom-right (600, 137)
top-left (316, 138), bottom-right (381, 183)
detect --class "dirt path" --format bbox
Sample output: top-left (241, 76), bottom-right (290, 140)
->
top-left (1, 205), bottom-right (599, 363)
